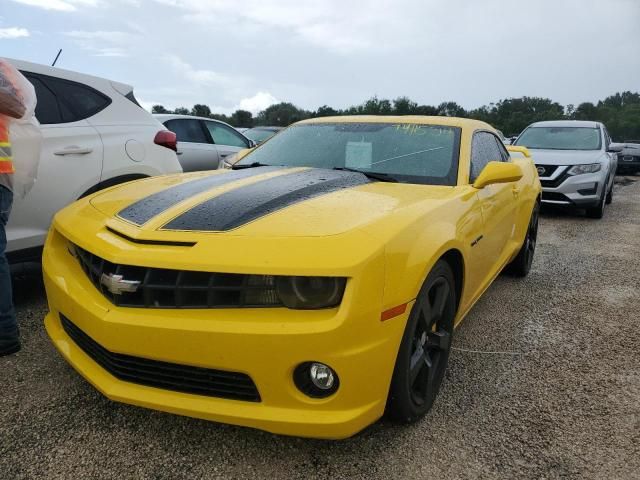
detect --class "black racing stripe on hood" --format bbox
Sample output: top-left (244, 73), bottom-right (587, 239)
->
top-left (163, 169), bottom-right (370, 232)
top-left (118, 166), bottom-right (281, 225)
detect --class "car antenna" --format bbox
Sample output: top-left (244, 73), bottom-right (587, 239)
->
top-left (51, 49), bottom-right (62, 67)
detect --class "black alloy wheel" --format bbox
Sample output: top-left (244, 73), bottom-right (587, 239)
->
top-left (387, 260), bottom-right (456, 422)
top-left (507, 203), bottom-right (539, 277)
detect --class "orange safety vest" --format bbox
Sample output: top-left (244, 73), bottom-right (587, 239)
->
top-left (0, 117), bottom-right (13, 174)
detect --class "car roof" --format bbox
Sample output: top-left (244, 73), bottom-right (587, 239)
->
top-left (153, 113), bottom-right (235, 126)
top-left (528, 120), bottom-right (601, 128)
top-left (296, 115), bottom-right (495, 131)
top-left (4, 57), bottom-right (133, 95)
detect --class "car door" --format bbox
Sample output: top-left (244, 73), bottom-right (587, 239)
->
top-left (468, 131), bottom-right (519, 289)
top-left (164, 118), bottom-right (218, 172)
top-left (203, 120), bottom-right (251, 168)
top-left (7, 72), bottom-right (104, 254)
top-left (602, 126), bottom-right (617, 190)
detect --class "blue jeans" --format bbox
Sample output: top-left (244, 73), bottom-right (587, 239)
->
top-left (0, 185), bottom-right (17, 340)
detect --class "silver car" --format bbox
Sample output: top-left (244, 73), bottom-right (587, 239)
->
top-left (513, 120), bottom-right (620, 219)
top-left (154, 114), bottom-right (255, 171)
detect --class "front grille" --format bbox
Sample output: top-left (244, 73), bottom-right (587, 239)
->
top-left (541, 191), bottom-right (571, 203)
top-left (72, 244), bottom-right (282, 309)
top-left (540, 169), bottom-right (571, 188)
top-left (60, 314), bottom-right (261, 402)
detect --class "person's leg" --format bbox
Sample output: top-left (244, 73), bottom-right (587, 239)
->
top-left (0, 185), bottom-right (19, 356)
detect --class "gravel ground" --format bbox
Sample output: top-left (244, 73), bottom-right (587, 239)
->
top-left (2, 177), bottom-right (639, 480)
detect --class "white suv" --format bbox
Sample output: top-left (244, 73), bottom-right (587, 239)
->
top-left (4, 58), bottom-right (183, 261)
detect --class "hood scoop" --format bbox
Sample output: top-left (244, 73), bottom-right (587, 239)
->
top-left (106, 226), bottom-right (196, 247)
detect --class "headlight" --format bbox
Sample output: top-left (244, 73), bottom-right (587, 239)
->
top-left (276, 276), bottom-right (346, 309)
top-left (567, 163), bottom-right (601, 175)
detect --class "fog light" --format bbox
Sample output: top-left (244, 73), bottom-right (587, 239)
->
top-left (310, 362), bottom-right (335, 390)
top-left (294, 362), bottom-right (339, 398)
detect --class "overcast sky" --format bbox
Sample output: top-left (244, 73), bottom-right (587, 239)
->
top-left (1, 0), bottom-right (639, 114)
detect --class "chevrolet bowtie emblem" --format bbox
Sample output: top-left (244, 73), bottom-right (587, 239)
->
top-left (100, 273), bottom-right (141, 295)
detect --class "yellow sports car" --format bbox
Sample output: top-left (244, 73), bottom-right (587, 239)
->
top-left (43, 116), bottom-right (540, 439)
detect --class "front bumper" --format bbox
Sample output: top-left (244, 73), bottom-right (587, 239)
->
top-left (538, 166), bottom-right (606, 207)
top-left (43, 228), bottom-right (408, 439)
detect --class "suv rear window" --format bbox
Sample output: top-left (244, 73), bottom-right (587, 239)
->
top-left (22, 71), bottom-right (111, 125)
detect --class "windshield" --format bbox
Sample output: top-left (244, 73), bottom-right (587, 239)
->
top-left (236, 123), bottom-right (461, 185)
top-left (245, 128), bottom-right (279, 143)
top-left (515, 126), bottom-right (602, 151)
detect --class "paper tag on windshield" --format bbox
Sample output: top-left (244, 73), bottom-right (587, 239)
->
top-left (345, 141), bottom-right (372, 169)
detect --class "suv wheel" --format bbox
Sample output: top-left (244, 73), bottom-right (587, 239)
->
top-left (605, 183), bottom-right (613, 205)
top-left (586, 189), bottom-right (606, 219)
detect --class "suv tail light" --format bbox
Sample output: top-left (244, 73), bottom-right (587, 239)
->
top-left (154, 130), bottom-right (177, 151)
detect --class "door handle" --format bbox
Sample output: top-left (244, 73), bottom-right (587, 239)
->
top-left (54, 146), bottom-right (93, 156)
top-left (512, 186), bottom-right (520, 197)
top-left (176, 151), bottom-right (183, 155)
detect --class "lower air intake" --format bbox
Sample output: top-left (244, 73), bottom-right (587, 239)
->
top-left (60, 314), bottom-right (261, 402)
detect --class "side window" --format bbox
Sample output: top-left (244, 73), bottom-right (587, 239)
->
top-left (603, 127), bottom-right (611, 149)
top-left (205, 121), bottom-right (249, 148)
top-left (47, 77), bottom-right (111, 120)
top-left (470, 132), bottom-right (504, 182)
top-left (164, 119), bottom-right (208, 143)
top-left (22, 72), bottom-right (110, 124)
top-left (494, 135), bottom-right (510, 162)
top-left (23, 74), bottom-right (62, 125)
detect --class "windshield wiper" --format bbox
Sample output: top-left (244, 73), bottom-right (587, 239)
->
top-left (333, 167), bottom-right (398, 183)
top-left (231, 162), bottom-right (273, 170)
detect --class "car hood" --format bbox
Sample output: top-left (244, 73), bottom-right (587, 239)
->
top-left (528, 149), bottom-right (605, 166)
top-left (89, 167), bottom-right (455, 239)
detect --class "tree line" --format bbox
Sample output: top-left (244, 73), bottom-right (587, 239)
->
top-left (152, 91), bottom-right (640, 141)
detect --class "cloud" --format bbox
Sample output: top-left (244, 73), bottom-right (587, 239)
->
top-left (237, 92), bottom-right (279, 115)
top-left (0, 27), bottom-right (30, 39)
top-left (64, 30), bottom-right (137, 57)
top-left (151, 0), bottom-right (392, 53)
top-left (10, 0), bottom-right (100, 12)
top-left (165, 54), bottom-right (239, 88)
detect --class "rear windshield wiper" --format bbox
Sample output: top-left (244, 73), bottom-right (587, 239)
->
top-left (333, 167), bottom-right (398, 183)
top-left (231, 162), bottom-right (272, 170)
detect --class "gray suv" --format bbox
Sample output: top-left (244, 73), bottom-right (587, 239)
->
top-left (513, 120), bottom-right (620, 219)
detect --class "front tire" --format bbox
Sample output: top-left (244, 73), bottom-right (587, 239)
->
top-left (605, 184), bottom-right (613, 205)
top-left (507, 202), bottom-right (539, 277)
top-left (387, 260), bottom-right (456, 423)
top-left (586, 189), bottom-right (606, 219)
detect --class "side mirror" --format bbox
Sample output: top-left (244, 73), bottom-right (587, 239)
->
top-left (248, 139), bottom-right (257, 148)
top-left (607, 143), bottom-right (623, 153)
top-left (473, 161), bottom-right (523, 189)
